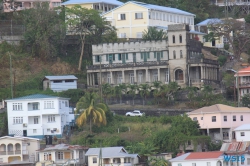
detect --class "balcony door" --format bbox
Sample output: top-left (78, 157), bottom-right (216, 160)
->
top-left (122, 53), bottom-right (126, 64)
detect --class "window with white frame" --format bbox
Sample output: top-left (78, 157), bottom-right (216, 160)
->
top-left (135, 13), bottom-right (143, 19)
top-left (136, 32), bottom-right (143, 38)
top-left (207, 162), bottom-right (211, 166)
top-left (119, 33), bottom-right (126, 38)
top-left (44, 101), bottom-right (54, 109)
top-left (13, 117), bottom-right (23, 124)
top-left (165, 70), bottom-right (169, 83)
top-left (192, 163), bottom-right (196, 166)
top-left (93, 157), bottom-right (97, 163)
top-left (138, 72), bottom-right (143, 83)
top-left (48, 115), bottom-right (55, 122)
top-left (151, 12), bottom-right (155, 19)
top-left (129, 73), bottom-right (134, 84)
top-left (32, 102), bottom-right (39, 110)
top-left (117, 74), bottom-right (123, 84)
top-left (212, 116), bottom-right (216, 122)
top-left (34, 116), bottom-right (39, 124)
top-left (180, 50), bottom-right (183, 58)
top-left (241, 132), bottom-right (245, 136)
top-left (52, 2), bottom-right (61, 7)
top-left (57, 152), bottom-right (63, 160)
top-left (118, 13), bottom-right (126, 20)
top-left (33, 129), bottom-right (37, 133)
top-left (13, 103), bottom-right (22, 111)
top-left (153, 72), bottom-right (158, 82)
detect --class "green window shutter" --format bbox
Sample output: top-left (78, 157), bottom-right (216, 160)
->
top-left (147, 52), bottom-right (150, 59)
top-left (106, 55), bottom-right (108, 61)
top-left (112, 54), bottom-right (115, 61)
top-left (126, 53), bottom-right (128, 60)
top-left (161, 51), bottom-right (163, 58)
top-left (141, 53), bottom-right (143, 59)
top-left (154, 52), bottom-right (156, 59)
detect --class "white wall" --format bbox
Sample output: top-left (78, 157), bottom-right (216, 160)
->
top-left (235, 130), bottom-right (250, 142)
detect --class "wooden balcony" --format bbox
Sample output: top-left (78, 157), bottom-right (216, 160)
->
top-left (87, 61), bottom-right (169, 70)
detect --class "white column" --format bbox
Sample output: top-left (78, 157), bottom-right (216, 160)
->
top-left (87, 73), bottom-right (90, 86)
top-left (122, 70), bottom-right (125, 84)
top-left (157, 68), bottom-right (160, 81)
top-left (110, 71), bottom-right (113, 84)
top-left (134, 70), bottom-right (137, 83)
top-left (146, 69), bottom-right (148, 82)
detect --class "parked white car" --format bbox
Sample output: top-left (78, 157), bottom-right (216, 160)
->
top-left (125, 110), bottom-right (144, 116)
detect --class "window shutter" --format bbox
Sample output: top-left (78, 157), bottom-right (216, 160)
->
top-left (147, 52), bottom-right (150, 59)
top-left (141, 53), bottom-right (143, 59)
top-left (126, 53), bottom-right (128, 60)
top-left (95, 56), bottom-right (98, 62)
top-left (161, 51), bottom-right (163, 58)
top-left (154, 52), bottom-right (156, 58)
top-left (112, 54), bottom-right (115, 61)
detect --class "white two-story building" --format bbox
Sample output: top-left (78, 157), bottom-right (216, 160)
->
top-left (5, 94), bottom-right (75, 139)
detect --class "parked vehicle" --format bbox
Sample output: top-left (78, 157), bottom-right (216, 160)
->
top-left (125, 110), bottom-right (144, 116)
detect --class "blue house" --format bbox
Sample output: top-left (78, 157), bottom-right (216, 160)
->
top-left (42, 75), bottom-right (78, 92)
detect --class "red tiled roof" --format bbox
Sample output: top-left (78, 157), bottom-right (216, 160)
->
top-left (185, 151), bottom-right (223, 160)
top-left (238, 66), bottom-right (250, 72)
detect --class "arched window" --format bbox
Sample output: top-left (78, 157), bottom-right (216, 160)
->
top-left (180, 50), bottom-right (183, 58)
top-left (179, 35), bottom-right (182, 43)
top-left (172, 35), bottom-right (175, 43)
top-left (173, 51), bottom-right (176, 59)
top-left (175, 69), bottom-right (184, 81)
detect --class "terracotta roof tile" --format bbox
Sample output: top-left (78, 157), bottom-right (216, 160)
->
top-left (185, 151), bottom-right (223, 160)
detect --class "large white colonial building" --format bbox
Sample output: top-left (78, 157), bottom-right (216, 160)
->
top-left (5, 94), bottom-right (75, 139)
top-left (87, 24), bottom-right (219, 88)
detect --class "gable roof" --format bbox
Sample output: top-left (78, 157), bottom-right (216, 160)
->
top-left (103, 1), bottom-right (195, 17)
top-left (170, 151), bottom-right (223, 162)
top-left (187, 104), bottom-right (250, 115)
top-left (85, 147), bottom-right (139, 158)
top-left (43, 75), bottom-right (78, 81)
top-left (234, 66), bottom-right (250, 76)
top-left (62, 0), bottom-right (123, 6)
top-left (5, 94), bottom-right (70, 101)
top-left (234, 124), bottom-right (250, 131)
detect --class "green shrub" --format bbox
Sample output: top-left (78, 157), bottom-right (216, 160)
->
top-left (218, 55), bottom-right (227, 66)
top-left (224, 44), bottom-right (229, 50)
top-left (210, 49), bottom-right (217, 56)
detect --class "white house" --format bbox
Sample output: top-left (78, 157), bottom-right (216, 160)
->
top-left (0, 135), bottom-right (40, 165)
top-left (5, 94), bottom-right (75, 139)
top-left (36, 144), bottom-right (88, 166)
top-left (85, 147), bottom-right (139, 166)
top-left (234, 124), bottom-right (250, 142)
top-left (170, 151), bottom-right (224, 166)
top-left (42, 75), bottom-right (78, 92)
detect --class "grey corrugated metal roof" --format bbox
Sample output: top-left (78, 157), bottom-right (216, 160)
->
top-left (196, 18), bottom-right (221, 26)
top-left (103, 1), bottom-right (195, 17)
top-left (62, 0), bottom-right (123, 6)
top-left (44, 75), bottom-right (78, 81)
top-left (234, 124), bottom-right (250, 131)
top-left (5, 94), bottom-right (60, 101)
top-left (189, 30), bottom-right (206, 35)
top-left (85, 147), bottom-right (138, 158)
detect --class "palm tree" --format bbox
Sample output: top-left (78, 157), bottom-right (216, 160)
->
top-left (139, 83), bottom-right (150, 106)
top-left (151, 81), bottom-right (162, 105)
top-left (142, 26), bottom-right (168, 40)
top-left (102, 83), bottom-right (112, 104)
top-left (160, 82), bottom-right (179, 101)
top-left (128, 84), bottom-right (138, 105)
top-left (76, 92), bottom-right (108, 133)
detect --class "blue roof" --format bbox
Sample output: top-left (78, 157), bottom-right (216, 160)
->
top-left (103, 1), bottom-right (195, 17)
top-left (6, 94), bottom-right (60, 101)
top-left (196, 18), bottom-right (221, 26)
top-left (62, 0), bottom-right (123, 6)
top-left (44, 75), bottom-right (78, 81)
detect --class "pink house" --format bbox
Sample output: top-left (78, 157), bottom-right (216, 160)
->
top-left (3, 0), bottom-right (61, 12)
top-left (234, 66), bottom-right (250, 98)
top-left (187, 104), bottom-right (250, 142)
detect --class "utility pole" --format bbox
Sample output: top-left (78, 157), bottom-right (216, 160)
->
top-left (237, 71), bottom-right (240, 107)
top-left (99, 56), bottom-right (103, 102)
top-left (8, 52), bottom-right (13, 99)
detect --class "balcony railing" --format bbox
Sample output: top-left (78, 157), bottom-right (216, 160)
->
top-left (188, 58), bottom-right (218, 65)
top-left (190, 79), bottom-right (201, 83)
top-left (239, 82), bottom-right (250, 88)
top-left (0, 151), bottom-right (6, 155)
top-left (87, 61), bottom-right (169, 70)
top-left (8, 151), bottom-right (14, 155)
top-left (15, 150), bottom-right (21, 154)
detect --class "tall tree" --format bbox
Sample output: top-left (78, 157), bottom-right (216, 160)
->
top-left (16, 2), bottom-right (65, 58)
top-left (208, 19), bottom-right (250, 60)
top-left (128, 84), bottom-right (138, 105)
top-left (142, 27), bottom-right (167, 40)
top-left (76, 92), bottom-right (108, 133)
top-left (65, 5), bottom-right (116, 71)
top-left (139, 83), bottom-right (150, 106)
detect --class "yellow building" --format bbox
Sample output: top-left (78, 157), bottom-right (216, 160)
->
top-left (102, 1), bottom-right (196, 39)
top-left (0, 136), bottom-right (40, 165)
top-left (62, 0), bottom-right (123, 13)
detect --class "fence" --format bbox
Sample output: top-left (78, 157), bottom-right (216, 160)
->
top-left (0, 20), bottom-right (25, 36)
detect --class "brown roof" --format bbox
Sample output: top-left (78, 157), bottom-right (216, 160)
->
top-left (185, 151), bottom-right (223, 160)
top-left (188, 104), bottom-right (250, 115)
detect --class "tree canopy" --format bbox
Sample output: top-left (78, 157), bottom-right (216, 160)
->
top-left (142, 27), bottom-right (167, 40)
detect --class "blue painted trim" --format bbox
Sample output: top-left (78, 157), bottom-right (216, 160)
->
top-left (27, 134), bottom-right (62, 139)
